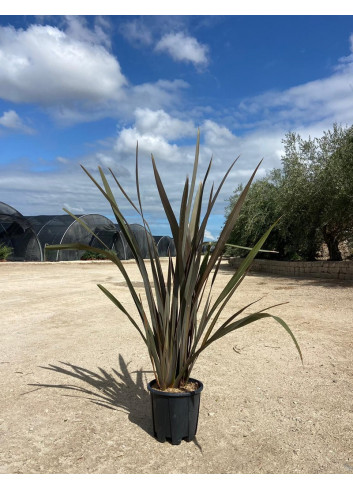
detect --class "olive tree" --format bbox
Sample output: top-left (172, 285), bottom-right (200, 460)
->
top-left (226, 123), bottom-right (353, 261)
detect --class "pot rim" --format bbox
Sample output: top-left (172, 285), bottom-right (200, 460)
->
top-left (147, 377), bottom-right (203, 397)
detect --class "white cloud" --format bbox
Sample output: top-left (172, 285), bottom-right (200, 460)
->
top-left (0, 99), bottom-right (269, 231)
top-left (0, 110), bottom-right (34, 134)
top-left (114, 109), bottom-right (196, 167)
top-left (134, 108), bottom-right (195, 140)
top-left (63, 202), bottom-right (85, 214)
top-left (56, 156), bottom-right (70, 164)
top-left (119, 19), bottom-right (153, 46)
top-left (128, 79), bottom-right (189, 112)
top-left (3, 30), bottom-right (353, 239)
top-left (115, 126), bottom-right (182, 163)
top-left (0, 24), bottom-right (127, 106)
top-left (155, 32), bottom-right (209, 67)
top-left (0, 113), bottom-right (296, 238)
top-left (202, 120), bottom-right (238, 148)
top-left (204, 229), bottom-right (216, 241)
top-left (111, 111), bottom-right (268, 226)
top-left (64, 15), bottom-right (112, 49)
top-left (336, 33), bottom-right (353, 67)
top-left (0, 21), bottom-right (191, 125)
top-left (45, 78), bottom-right (190, 125)
top-left (237, 42), bottom-right (353, 132)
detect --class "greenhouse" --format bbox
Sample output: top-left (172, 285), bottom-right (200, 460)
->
top-left (91, 224), bottom-right (166, 260)
top-left (26, 214), bottom-right (117, 261)
top-left (1, 202), bottom-right (174, 261)
top-left (89, 225), bottom-right (127, 260)
top-left (122, 224), bottom-right (155, 260)
top-left (0, 202), bottom-right (43, 261)
top-left (153, 235), bottom-right (176, 257)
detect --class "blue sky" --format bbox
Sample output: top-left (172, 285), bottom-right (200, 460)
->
top-left (1, 7), bottom-right (353, 239)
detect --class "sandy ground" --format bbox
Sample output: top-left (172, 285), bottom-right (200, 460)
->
top-left (0, 259), bottom-right (352, 474)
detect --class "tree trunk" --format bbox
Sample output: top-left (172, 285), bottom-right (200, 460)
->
top-left (303, 227), bottom-right (320, 261)
top-left (322, 226), bottom-right (342, 261)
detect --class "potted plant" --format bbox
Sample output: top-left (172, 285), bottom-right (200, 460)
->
top-left (46, 130), bottom-right (302, 445)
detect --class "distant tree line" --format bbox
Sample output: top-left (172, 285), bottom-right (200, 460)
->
top-left (225, 123), bottom-right (353, 261)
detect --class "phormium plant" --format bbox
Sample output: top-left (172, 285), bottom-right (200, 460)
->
top-left (46, 130), bottom-right (302, 390)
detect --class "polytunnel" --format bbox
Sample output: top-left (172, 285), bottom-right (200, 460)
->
top-left (0, 202), bottom-right (43, 261)
top-left (153, 235), bottom-right (176, 257)
top-left (89, 225), bottom-right (127, 260)
top-left (121, 223), bottom-right (155, 260)
top-left (26, 214), bottom-right (117, 261)
top-left (86, 223), bottom-right (155, 260)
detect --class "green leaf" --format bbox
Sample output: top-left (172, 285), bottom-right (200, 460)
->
top-left (185, 128), bottom-right (200, 227)
top-left (199, 159), bottom-right (263, 289)
top-left (225, 243), bottom-right (279, 253)
top-left (97, 284), bottom-right (146, 343)
top-left (62, 207), bottom-right (109, 250)
top-left (151, 155), bottom-right (179, 244)
top-left (47, 130), bottom-right (302, 390)
top-left (207, 312), bottom-right (303, 365)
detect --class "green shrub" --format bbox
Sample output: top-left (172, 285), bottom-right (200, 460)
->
top-left (0, 243), bottom-right (13, 261)
top-left (81, 250), bottom-right (110, 260)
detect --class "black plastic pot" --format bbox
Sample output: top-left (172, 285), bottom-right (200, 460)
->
top-left (147, 378), bottom-right (203, 445)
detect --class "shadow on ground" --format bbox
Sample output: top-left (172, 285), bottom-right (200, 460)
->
top-left (26, 355), bottom-right (203, 450)
top-left (220, 261), bottom-right (353, 288)
top-left (27, 354), bottom-right (153, 437)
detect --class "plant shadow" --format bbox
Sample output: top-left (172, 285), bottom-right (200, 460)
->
top-left (27, 354), bottom-right (154, 436)
top-left (27, 355), bottom-right (203, 450)
top-left (220, 260), bottom-right (353, 289)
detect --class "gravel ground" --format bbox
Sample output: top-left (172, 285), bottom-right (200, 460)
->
top-left (1, 260), bottom-right (352, 474)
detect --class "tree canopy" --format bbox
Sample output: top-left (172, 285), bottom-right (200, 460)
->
top-left (226, 123), bottom-right (353, 261)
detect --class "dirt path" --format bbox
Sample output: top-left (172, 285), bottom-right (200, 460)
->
top-left (1, 260), bottom-right (352, 474)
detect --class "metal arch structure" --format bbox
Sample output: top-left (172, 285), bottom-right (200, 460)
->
top-left (27, 214), bottom-right (117, 261)
top-left (89, 224), bottom-right (128, 260)
top-left (0, 202), bottom-right (176, 262)
top-left (84, 223), bottom-right (155, 261)
top-left (122, 223), bottom-right (155, 260)
top-left (153, 235), bottom-right (176, 257)
top-left (0, 202), bottom-right (43, 261)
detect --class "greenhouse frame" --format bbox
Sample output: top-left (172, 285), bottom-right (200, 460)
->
top-left (153, 235), bottom-right (176, 257)
top-left (0, 202), bottom-right (43, 261)
top-left (1, 202), bottom-right (174, 261)
top-left (26, 214), bottom-right (117, 261)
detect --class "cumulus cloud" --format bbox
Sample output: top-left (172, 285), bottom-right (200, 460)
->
top-left (237, 38), bottom-right (353, 133)
top-left (0, 110), bottom-right (34, 134)
top-left (241, 72), bottom-right (353, 126)
top-left (0, 111), bottom-right (288, 237)
top-left (115, 126), bottom-right (183, 164)
top-left (111, 110), bottom-right (267, 227)
top-left (155, 32), bottom-right (209, 67)
top-left (0, 23), bottom-right (127, 106)
top-left (64, 15), bottom-right (112, 49)
top-left (202, 120), bottom-right (238, 148)
top-left (128, 79), bottom-right (189, 113)
top-left (134, 107), bottom-right (195, 140)
top-left (119, 19), bottom-right (153, 46)
top-left (114, 109), bottom-right (196, 166)
top-left (45, 111), bottom-right (269, 226)
top-left (3, 28), bottom-right (353, 238)
top-left (0, 21), bottom-right (192, 124)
